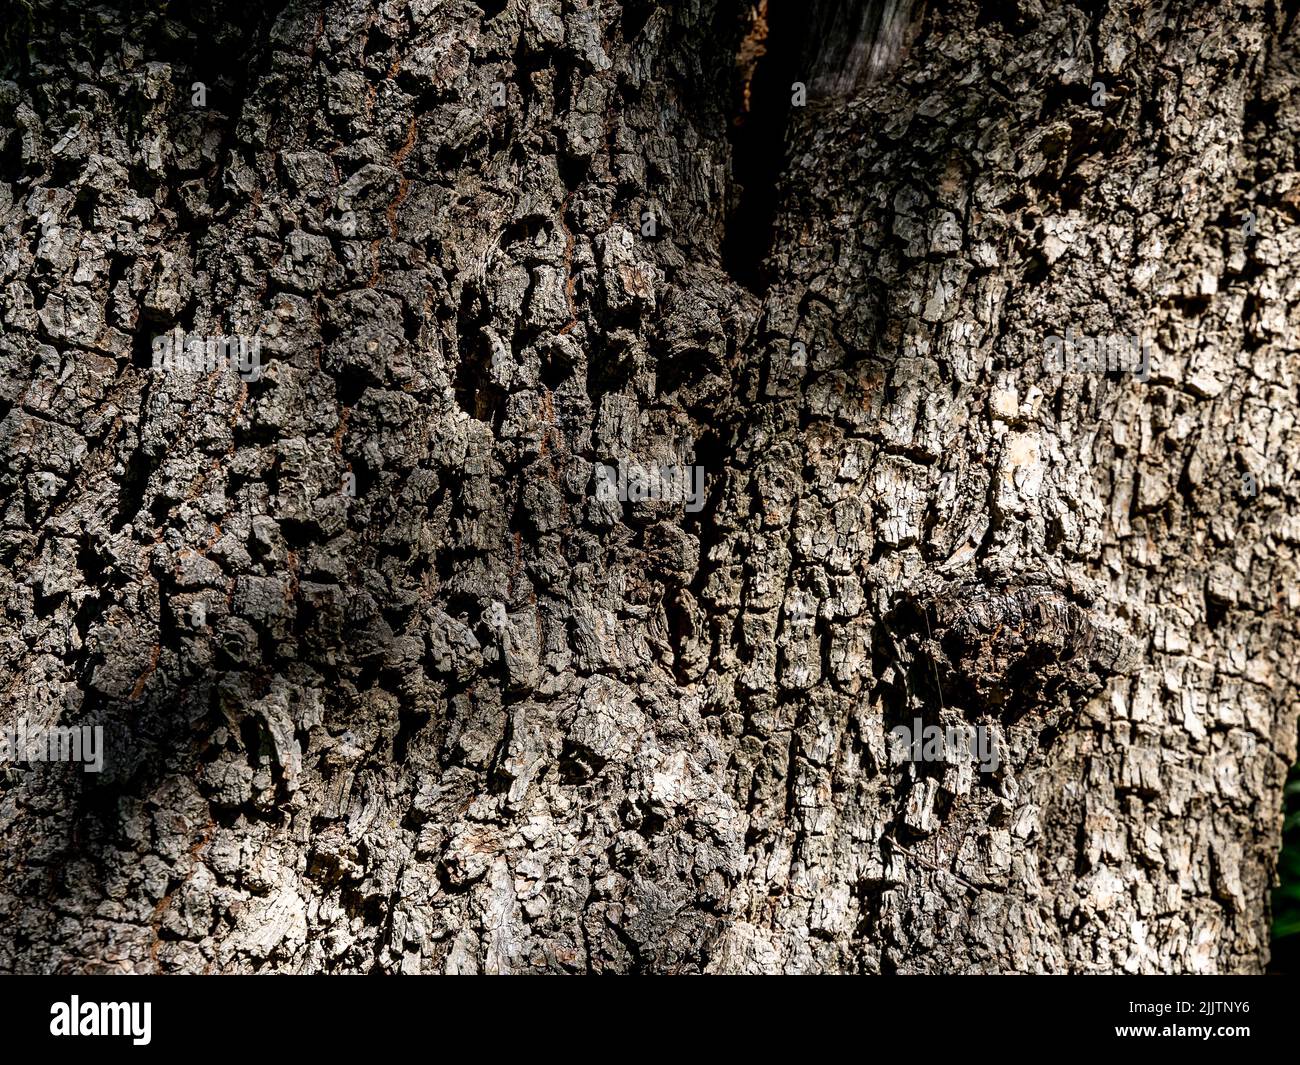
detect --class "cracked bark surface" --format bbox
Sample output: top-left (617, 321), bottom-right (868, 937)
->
top-left (1, 0), bottom-right (1298, 974)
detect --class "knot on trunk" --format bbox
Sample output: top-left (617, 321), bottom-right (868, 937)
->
top-left (884, 584), bottom-right (1142, 722)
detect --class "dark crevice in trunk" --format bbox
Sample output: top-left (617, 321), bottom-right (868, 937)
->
top-left (723, 1), bottom-right (922, 292)
top-left (722, 2), bottom-right (808, 293)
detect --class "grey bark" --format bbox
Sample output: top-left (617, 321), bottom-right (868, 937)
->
top-left (0, 0), bottom-right (1297, 974)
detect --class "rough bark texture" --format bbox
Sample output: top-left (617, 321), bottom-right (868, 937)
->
top-left (1, 0), bottom-right (1298, 974)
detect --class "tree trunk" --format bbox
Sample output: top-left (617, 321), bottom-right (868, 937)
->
top-left (1, 0), bottom-right (1298, 974)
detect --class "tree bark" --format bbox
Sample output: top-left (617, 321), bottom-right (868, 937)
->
top-left (1, 0), bottom-right (1298, 974)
